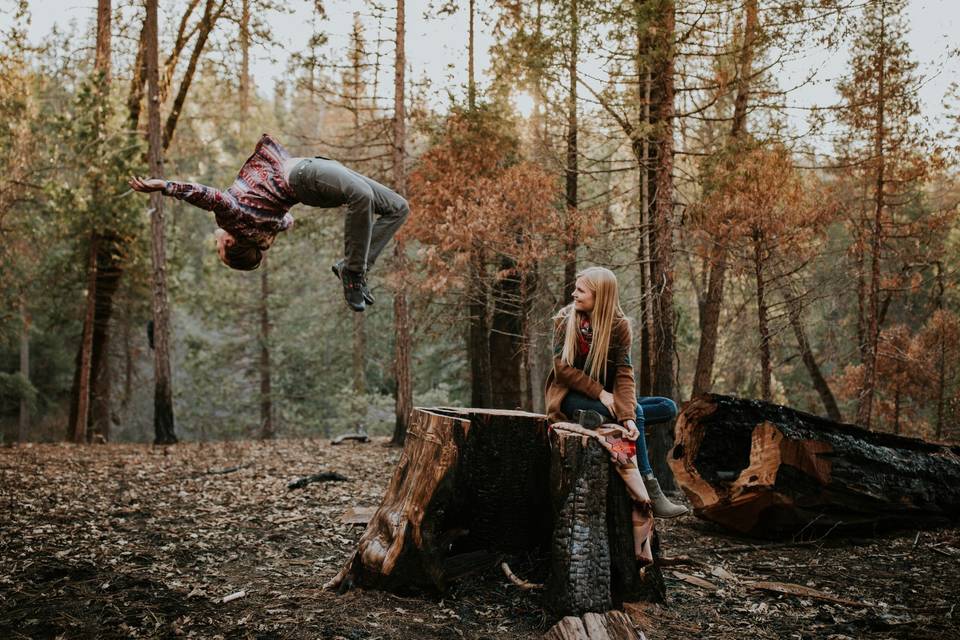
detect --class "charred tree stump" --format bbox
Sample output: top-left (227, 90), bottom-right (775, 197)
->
top-left (327, 407), bottom-right (553, 592)
top-left (670, 394), bottom-right (960, 537)
top-left (547, 428), bottom-right (665, 618)
top-left (329, 408), bottom-right (667, 616)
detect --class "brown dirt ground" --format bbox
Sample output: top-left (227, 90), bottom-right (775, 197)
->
top-left (1, 439), bottom-right (957, 640)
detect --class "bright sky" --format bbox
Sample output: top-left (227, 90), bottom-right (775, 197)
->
top-left (15, 0), bottom-right (960, 141)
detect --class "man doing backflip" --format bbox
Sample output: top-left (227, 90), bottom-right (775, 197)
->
top-left (130, 133), bottom-right (409, 312)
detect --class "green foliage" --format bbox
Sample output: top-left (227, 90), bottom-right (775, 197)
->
top-left (43, 74), bottom-right (145, 239)
top-left (0, 372), bottom-right (37, 414)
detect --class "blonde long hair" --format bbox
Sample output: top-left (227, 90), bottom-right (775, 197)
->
top-left (558, 267), bottom-right (626, 382)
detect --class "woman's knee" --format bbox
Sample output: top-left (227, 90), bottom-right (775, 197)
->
top-left (663, 397), bottom-right (678, 419)
top-left (636, 396), bottom-right (678, 422)
top-left (396, 197), bottom-right (410, 219)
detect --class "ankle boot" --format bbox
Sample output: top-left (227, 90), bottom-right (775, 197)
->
top-left (631, 500), bottom-right (655, 565)
top-left (643, 475), bottom-right (689, 518)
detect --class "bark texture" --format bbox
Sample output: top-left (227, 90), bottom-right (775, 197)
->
top-left (547, 429), bottom-right (664, 618)
top-left (146, 0), bottom-right (177, 445)
top-left (390, 0), bottom-right (412, 445)
top-left (670, 394), bottom-right (960, 537)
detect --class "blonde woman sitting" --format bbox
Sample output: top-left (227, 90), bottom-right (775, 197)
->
top-left (544, 266), bottom-right (688, 520)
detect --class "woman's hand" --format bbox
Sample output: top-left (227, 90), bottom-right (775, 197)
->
top-left (599, 390), bottom-right (616, 417)
top-left (623, 419), bottom-right (640, 441)
top-left (128, 176), bottom-right (166, 193)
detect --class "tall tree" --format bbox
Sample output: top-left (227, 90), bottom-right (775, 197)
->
top-left (18, 298), bottom-right (30, 442)
top-left (71, 0), bottom-right (113, 444)
top-left (146, 0), bottom-right (177, 444)
top-left (392, 0), bottom-right (413, 443)
top-left (647, 0), bottom-right (678, 489)
top-left (562, 0), bottom-right (579, 303)
top-left (346, 12), bottom-right (369, 408)
top-left (835, 0), bottom-right (927, 428)
top-left (239, 0), bottom-right (251, 117)
top-left (259, 256), bottom-right (274, 439)
top-left (690, 0), bottom-right (759, 398)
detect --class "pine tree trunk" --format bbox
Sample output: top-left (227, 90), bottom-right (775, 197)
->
top-left (147, 0), bottom-right (177, 445)
top-left (259, 256), bottom-right (273, 439)
top-left (519, 266), bottom-right (539, 411)
top-left (90, 234), bottom-right (123, 442)
top-left (162, 0), bottom-right (218, 152)
top-left (690, 0), bottom-right (757, 399)
top-left (691, 258), bottom-right (726, 396)
top-left (239, 0), bottom-right (250, 117)
top-left (353, 314), bottom-right (367, 395)
top-left (18, 298), bottom-right (30, 443)
top-left (563, 0), bottom-right (579, 304)
top-left (752, 229), bottom-right (771, 402)
top-left (785, 290), bottom-right (842, 422)
top-left (935, 263), bottom-right (945, 439)
top-left (467, 0), bottom-right (476, 110)
top-left (468, 255), bottom-right (492, 408)
top-left (648, 0), bottom-right (677, 490)
top-left (857, 3), bottom-right (888, 430)
top-left (95, 0), bottom-right (111, 83)
top-left (72, 236), bottom-right (99, 444)
top-left (122, 300), bottom-right (133, 411)
top-left (391, 0), bottom-right (413, 445)
top-left (637, 63), bottom-right (653, 397)
top-left (70, 0), bottom-right (117, 443)
top-left (91, 0), bottom-right (120, 439)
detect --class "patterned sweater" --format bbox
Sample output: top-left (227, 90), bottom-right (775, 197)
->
top-left (162, 134), bottom-right (297, 249)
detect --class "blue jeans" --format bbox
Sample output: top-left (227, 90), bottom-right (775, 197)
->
top-left (560, 392), bottom-right (678, 475)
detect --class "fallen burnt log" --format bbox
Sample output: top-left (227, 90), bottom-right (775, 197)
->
top-left (547, 427), bottom-right (665, 616)
top-left (326, 408), bottom-right (665, 616)
top-left (669, 394), bottom-right (960, 537)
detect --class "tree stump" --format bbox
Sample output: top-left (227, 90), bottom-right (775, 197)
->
top-left (669, 394), bottom-right (960, 537)
top-left (546, 427), bottom-right (664, 618)
top-left (328, 408), bottom-right (666, 616)
top-left (327, 407), bottom-right (553, 592)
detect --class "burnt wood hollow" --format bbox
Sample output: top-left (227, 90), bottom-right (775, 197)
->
top-left (670, 394), bottom-right (960, 537)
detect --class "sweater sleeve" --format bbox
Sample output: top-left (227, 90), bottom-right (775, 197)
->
top-left (163, 180), bottom-right (236, 215)
top-left (552, 316), bottom-right (604, 399)
top-left (611, 319), bottom-right (637, 422)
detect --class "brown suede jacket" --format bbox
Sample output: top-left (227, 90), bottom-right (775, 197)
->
top-left (544, 310), bottom-right (636, 424)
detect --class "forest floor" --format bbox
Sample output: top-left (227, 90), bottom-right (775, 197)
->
top-left (1, 438), bottom-right (958, 640)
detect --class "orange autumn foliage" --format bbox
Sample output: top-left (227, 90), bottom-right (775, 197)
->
top-left (835, 310), bottom-right (960, 439)
top-left (692, 142), bottom-right (834, 270)
top-left (404, 110), bottom-right (594, 293)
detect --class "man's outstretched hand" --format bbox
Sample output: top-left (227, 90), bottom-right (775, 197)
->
top-left (129, 176), bottom-right (166, 193)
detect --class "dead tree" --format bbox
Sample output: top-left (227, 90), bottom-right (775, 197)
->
top-left (669, 394), bottom-right (960, 537)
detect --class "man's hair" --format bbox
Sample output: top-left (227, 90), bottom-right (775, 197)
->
top-left (223, 239), bottom-right (263, 271)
